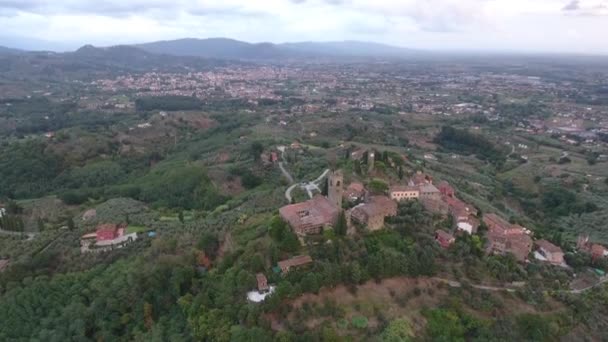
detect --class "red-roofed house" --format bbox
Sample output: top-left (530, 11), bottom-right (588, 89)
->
top-left (344, 182), bottom-right (365, 202)
top-left (95, 224), bottom-right (126, 242)
top-left (437, 181), bottom-right (455, 198)
top-left (535, 240), bottom-right (564, 265)
top-left (435, 230), bottom-right (455, 248)
top-left (592, 244), bottom-right (607, 261)
top-left (484, 214), bottom-right (532, 262)
top-left (256, 273), bottom-right (269, 292)
top-left (278, 255), bottom-right (313, 273)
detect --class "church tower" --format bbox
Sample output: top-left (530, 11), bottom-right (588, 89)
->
top-left (327, 170), bottom-right (343, 209)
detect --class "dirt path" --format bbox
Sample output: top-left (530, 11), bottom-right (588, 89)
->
top-left (0, 228), bottom-right (37, 241)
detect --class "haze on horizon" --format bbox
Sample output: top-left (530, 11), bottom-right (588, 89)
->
top-left (0, 0), bottom-right (607, 55)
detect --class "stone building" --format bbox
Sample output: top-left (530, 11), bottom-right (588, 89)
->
top-left (350, 196), bottom-right (397, 231)
top-left (279, 195), bottom-right (340, 236)
top-left (327, 170), bottom-right (343, 209)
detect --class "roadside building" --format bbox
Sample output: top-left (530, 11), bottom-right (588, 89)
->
top-left (534, 239), bottom-right (564, 265)
top-left (577, 234), bottom-right (608, 261)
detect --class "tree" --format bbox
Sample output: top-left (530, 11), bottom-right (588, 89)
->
top-left (66, 216), bottom-right (75, 231)
top-left (251, 142), bottom-right (264, 162)
top-left (368, 179), bottom-right (388, 194)
top-left (354, 160), bottom-right (362, 175)
top-left (269, 216), bottom-right (287, 241)
top-left (350, 261), bottom-right (362, 284)
top-left (197, 232), bottom-right (220, 258)
top-left (381, 318), bottom-right (413, 342)
top-left (398, 166), bottom-right (404, 180)
top-left (335, 211), bottom-right (347, 236)
top-left (178, 211), bottom-right (184, 224)
top-left (143, 302), bottom-right (154, 331)
top-left (37, 217), bottom-right (45, 232)
top-left (280, 231), bottom-right (300, 253)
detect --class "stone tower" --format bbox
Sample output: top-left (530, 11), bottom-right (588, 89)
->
top-left (327, 170), bottom-right (343, 209)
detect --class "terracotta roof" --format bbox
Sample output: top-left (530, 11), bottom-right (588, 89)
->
top-left (352, 196), bottom-right (397, 220)
top-left (592, 244), bottom-right (606, 257)
top-left (535, 239), bottom-right (562, 254)
top-left (96, 224), bottom-right (120, 234)
top-left (347, 182), bottom-right (365, 192)
top-left (389, 185), bottom-right (419, 193)
top-left (420, 197), bottom-right (449, 214)
top-left (435, 230), bottom-right (455, 248)
top-left (278, 255), bottom-right (313, 272)
top-left (256, 273), bottom-right (269, 291)
top-left (279, 195), bottom-right (339, 231)
top-left (483, 213), bottom-right (511, 233)
top-left (436, 229), bottom-right (454, 241)
top-left (420, 184), bottom-right (440, 194)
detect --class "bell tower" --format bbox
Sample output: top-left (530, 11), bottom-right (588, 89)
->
top-left (327, 170), bottom-right (343, 209)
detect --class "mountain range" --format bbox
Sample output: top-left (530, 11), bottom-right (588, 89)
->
top-left (134, 38), bottom-right (420, 59)
top-left (1, 38), bottom-right (420, 60)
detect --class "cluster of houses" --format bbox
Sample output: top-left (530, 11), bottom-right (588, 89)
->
top-left (249, 167), bottom-right (608, 301)
top-left (274, 169), bottom-right (583, 267)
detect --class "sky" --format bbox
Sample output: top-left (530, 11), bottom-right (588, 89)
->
top-left (0, 0), bottom-right (607, 54)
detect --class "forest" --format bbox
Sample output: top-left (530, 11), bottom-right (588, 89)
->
top-left (434, 126), bottom-right (507, 167)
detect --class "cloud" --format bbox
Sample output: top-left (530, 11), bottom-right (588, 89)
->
top-left (563, 0), bottom-right (580, 10)
top-left (0, 0), bottom-right (606, 54)
top-left (562, 0), bottom-right (608, 15)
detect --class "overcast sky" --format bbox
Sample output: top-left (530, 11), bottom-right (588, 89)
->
top-left (0, 0), bottom-right (607, 54)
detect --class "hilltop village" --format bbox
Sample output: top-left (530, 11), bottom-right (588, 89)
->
top-left (241, 144), bottom-right (606, 303)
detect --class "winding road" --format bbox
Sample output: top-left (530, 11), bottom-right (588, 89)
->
top-left (278, 145), bottom-right (331, 203)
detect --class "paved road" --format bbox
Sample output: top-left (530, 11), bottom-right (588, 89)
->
top-left (278, 162), bottom-right (294, 184)
top-left (284, 169), bottom-right (330, 203)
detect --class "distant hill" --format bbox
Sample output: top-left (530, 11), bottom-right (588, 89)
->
top-left (134, 38), bottom-right (419, 60)
top-left (135, 38), bottom-right (289, 60)
top-left (0, 46), bottom-right (22, 55)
